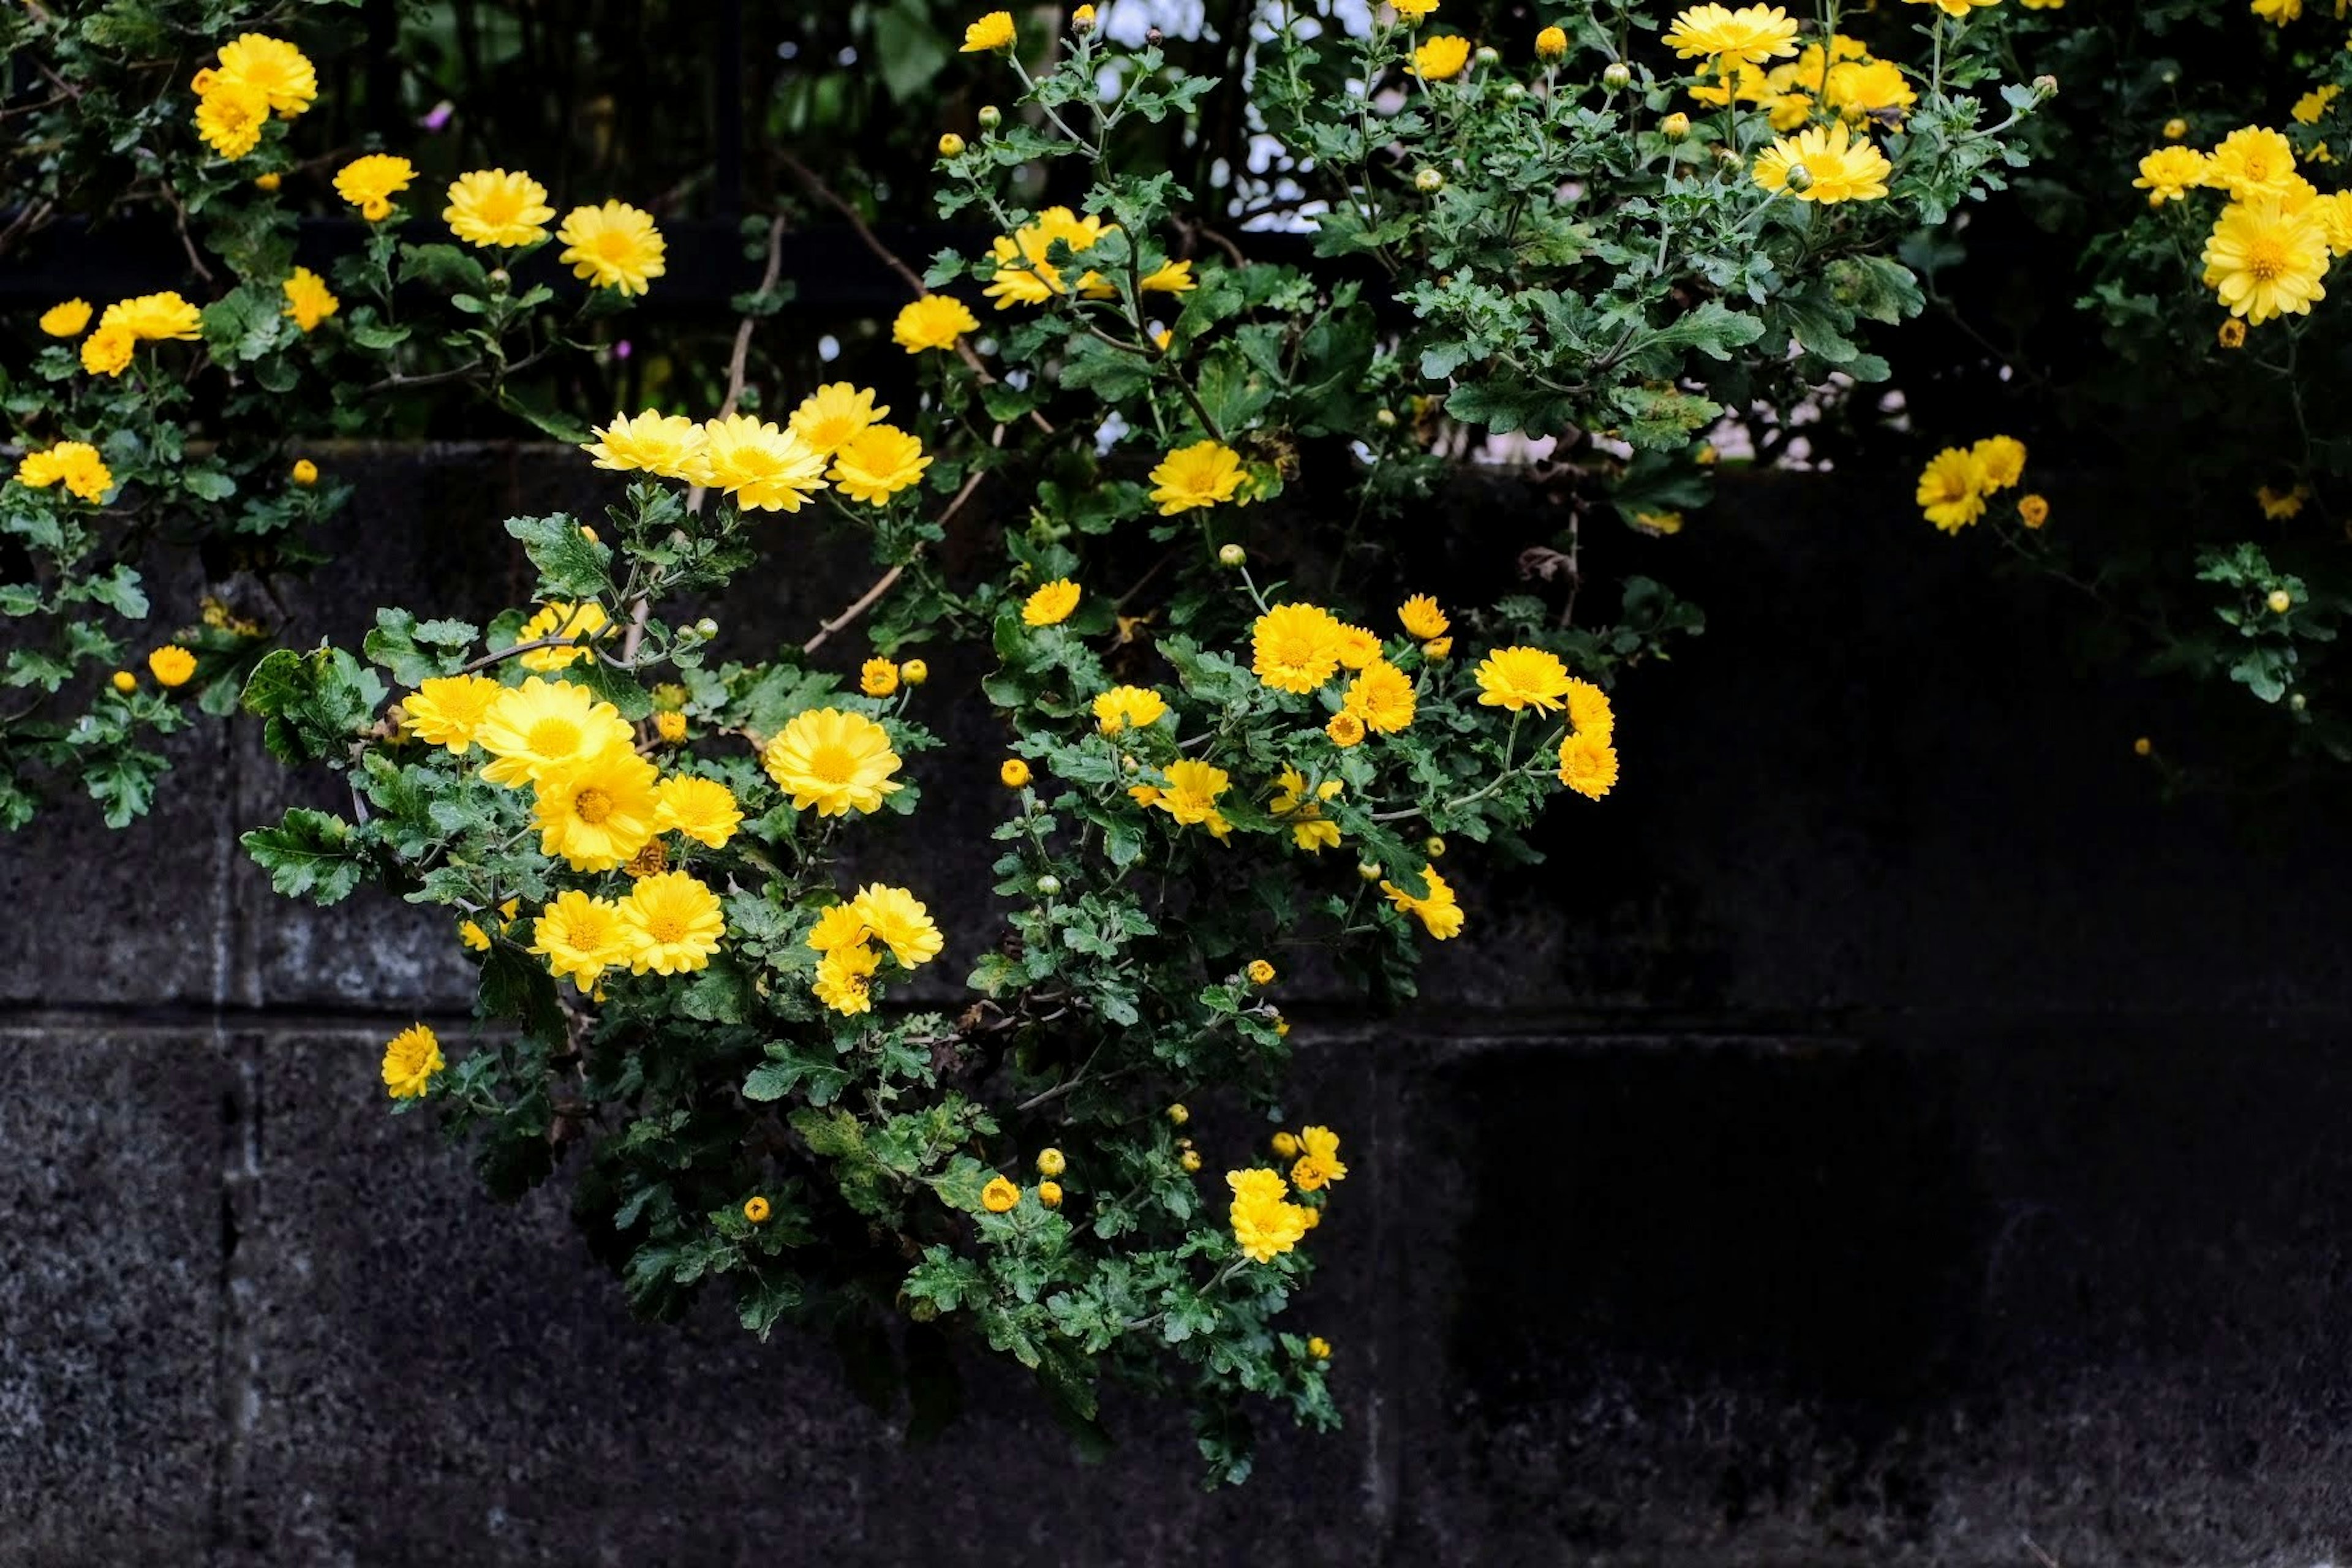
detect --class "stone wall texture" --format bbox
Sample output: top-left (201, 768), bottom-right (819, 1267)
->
top-left (6, 447), bottom-right (2352, 1566)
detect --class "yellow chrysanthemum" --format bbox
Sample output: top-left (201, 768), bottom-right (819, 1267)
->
top-left (1564, 678), bottom-right (1615, 741)
top-left (531, 744), bottom-right (661, 872)
top-left (148, 646), bottom-right (197, 687)
top-left (1972, 434), bottom-right (2027, 491)
top-left (1823, 58), bottom-right (1914, 127)
top-left (475, 676), bottom-right (635, 787)
top-left (2295, 85), bottom-right (2342, 127)
top-left (861, 658), bottom-right (900, 697)
top-left (1751, 119), bottom-right (1891, 203)
top-left (1023, 578), bottom-right (1082, 627)
top-left (1291, 1125), bottom-right (1348, 1191)
top-left (813, 940), bottom-right (881, 1014)
top-left (1148, 440), bottom-right (1248, 515)
top-left (1900, 0), bottom-right (2000, 15)
top-left (827, 423), bottom-right (931, 505)
top-left (513, 601), bottom-right (611, 673)
top-left (962, 10), bottom-right (1017, 51)
top-left (282, 266), bottom-right (339, 333)
top-left (1662, 4), bottom-right (1800, 66)
top-left (80, 326), bottom-right (135, 377)
top-left (1155, 759), bottom-right (1231, 828)
top-left (1270, 765), bottom-right (1344, 853)
top-left (851, 883), bottom-right (944, 968)
top-left (1397, 594), bottom-right (1449, 639)
top-left (1333, 624), bottom-right (1382, 671)
top-left (790, 382), bottom-right (890, 457)
top-left (2135, 146), bottom-right (2209, 203)
top-left (1251, 602), bottom-right (1346, 693)
top-left (194, 78), bottom-right (271, 160)
top-left (584, 410), bottom-right (709, 483)
top-left (2204, 197), bottom-right (2331, 324)
top-left (654, 774), bottom-right (742, 848)
top-left (892, 294), bottom-right (982, 352)
top-left (15, 441), bottom-right (113, 503)
top-left (215, 34), bottom-right (317, 116)
top-left (700, 413), bottom-right (830, 511)
top-left (1916, 446), bottom-right (1990, 532)
top-left (382, 1023), bottom-right (443, 1100)
top-left (1343, 659), bottom-right (1417, 734)
top-left (107, 292), bottom-right (203, 342)
top-left (617, 870), bottom-right (726, 975)
top-left (1474, 645), bottom-right (1574, 712)
top-left (1557, 731), bottom-right (1620, 799)
top-left (530, 890), bottom-right (630, 990)
top-left (761, 707), bottom-right (904, 816)
top-left (1412, 34), bottom-right (1473, 80)
top-left (556, 201), bottom-right (666, 295)
top-left (1397, 0), bottom-right (1441, 16)
top-left (334, 154), bottom-right (417, 222)
top-left (1536, 23), bottom-right (1566, 55)
top-left (1380, 864), bottom-right (1464, 940)
top-left (2204, 127), bottom-right (2300, 202)
top-left (2252, 0), bottom-right (2302, 23)
top-left (1227, 1167), bottom-right (1312, 1263)
top-left (39, 300), bottom-right (91, 338)
top-left (1139, 259), bottom-right (1197, 294)
top-left (807, 902), bottom-right (872, 954)
top-left (443, 168), bottom-right (556, 249)
top-left (982, 208), bottom-right (1118, 309)
top-left (1327, 710), bottom-right (1366, 748)
top-left (403, 673), bottom-right (502, 752)
top-left (1092, 685), bottom-right (1169, 734)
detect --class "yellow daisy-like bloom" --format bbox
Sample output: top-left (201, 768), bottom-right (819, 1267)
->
top-left (699, 413), bottom-right (830, 512)
top-left (2204, 197), bottom-right (2331, 324)
top-left (459, 919), bottom-right (491, 952)
top-left (146, 645), bottom-right (197, 687)
top-left (1972, 434), bottom-right (2027, 491)
top-left (852, 883), bottom-right (944, 968)
top-left (1900, 0), bottom-right (2000, 15)
top-left (215, 34), bottom-right (317, 116)
top-left (1147, 440), bottom-right (1247, 515)
top-left (2204, 126), bottom-right (2299, 202)
top-left (761, 707), bottom-right (904, 816)
top-left (193, 78), bottom-right (271, 160)
top-left (1327, 710), bottom-right (1367, 748)
top-left (1155, 759), bottom-right (1231, 828)
top-left (475, 677), bottom-right (635, 787)
top-left (861, 658), bottom-right (900, 697)
top-left (556, 201), bottom-right (667, 295)
top-left (1333, 624), bottom-right (1383, 671)
top-left (2258, 483), bottom-right (2310, 520)
top-left (1823, 58), bottom-right (1913, 127)
top-left (813, 940), bottom-right (882, 1014)
top-left (530, 890), bottom-right (630, 990)
top-left (1251, 602), bottom-right (1347, 693)
top-left (2252, 0), bottom-right (2301, 23)
top-left (513, 600), bottom-right (611, 673)
top-left (1752, 120), bottom-right (1891, 204)
top-left (2312, 190), bottom-right (2352, 258)
top-left (1023, 578), bottom-right (1082, 627)
top-left (1564, 678), bottom-right (1615, 741)
top-left (1092, 685), bottom-right (1169, 734)
top-left (807, 902), bottom-right (872, 954)
top-left (532, 744), bottom-right (661, 872)
top-left (2135, 146), bottom-right (2210, 204)
top-left (15, 441), bottom-right (113, 503)
top-left (654, 774), bottom-right (742, 848)
top-left (108, 292), bottom-right (203, 342)
top-left (1343, 658), bottom-right (1417, 734)
top-left (893, 294), bottom-right (981, 352)
top-left (790, 382), bottom-right (890, 456)
top-left (1557, 731), bottom-right (1620, 799)
top-left (1474, 645), bottom-right (1574, 712)
top-left (617, 870), bottom-right (727, 975)
top-left (80, 326), bottom-right (135, 377)
top-left (962, 10), bottom-right (1017, 51)
top-left (2018, 494), bottom-right (2051, 529)
top-left (382, 1023), bottom-right (443, 1100)
top-left (402, 673), bottom-right (502, 752)
top-left (1270, 765), bottom-right (1344, 853)
top-left (1246, 958), bottom-right (1277, 986)
top-left (1381, 864), bottom-right (1464, 940)
top-left (1412, 34), bottom-right (1472, 80)
top-left (981, 1176), bottom-right (1023, 1215)
top-left (1916, 447), bottom-right (1990, 532)
top-left (654, 710), bottom-right (688, 743)
top-left (1398, 594), bottom-right (1449, 639)
top-left (982, 207), bottom-right (1119, 309)
top-left (334, 154), bottom-right (417, 222)
top-left (827, 423), bottom-right (932, 505)
top-left (39, 300), bottom-right (91, 337)
top-left (1662, 4), bottom-right (1799, 66)
top-left (1396, 0), bottom-right (1440, 16)
top-left (584, 410), bottom-right (710, 484)
top-left (443, 168), bottom-right (556, 249)
top-left (1227, 1167), bottom-right (1311, 1263)
top-left (1291, 1125), bottom-right (1348, 1191)
top-left (2294, 85), bottom-right (2342, 127)
top-left (1139, 260), bottom-right (1197, 294)
top-left (282, 266), bottom-right (339, 333)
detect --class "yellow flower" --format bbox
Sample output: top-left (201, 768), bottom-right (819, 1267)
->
top-left (790, 382), bottom-right (890, 456)
top-left (1397, 594), bottom-right (1449, 639)
top-left (1037, 1180), bottom-right (1063, 1207)
top-left (1291, 1125), bottom-right (1348, 1191)
top-left (761, 707), bottom-right (904, 816)
top-left (1139, 259), bottom-right (1197, 294)
top-left (107, 292), bottom-right (203, 342)
top-left (2295, 85), bottom-right (2342, 127)
top-left (852, 883), bottom-right (944, 968)
top-left (1900, 0), bottom-right (2000, 14)
top-left (443, 168), bottom-right (556, 248)
top-left (80, 326), bottom-right (135, 377)
top-left (1246, 958), bottom-right (1276, 985)
top-left (1633, 509), bottom-right (1684, 537)
top-left (1916, 446), bottom-right (1990, 532)
top-left (39, 300), bottom-right (91, 337)
top-left (1227, 1167), bottom-right (1311, 1263)
top-left (1412, 34), bottom-right (1473, 80)
top-left (1147, 440), bottom-right (1248, 514)
top-left (585, 410), bottom-right (710, 484)
top-left (1023, 578), bottom-right (1082, 627)
top-left (813, 940), bottom-right (882, 1014)
top-left (893, 294), bottom-right (981, 352)
top-left (334, 154), bottom-right (417, 222)
top-left (1092, 685), bottom-right (1169, 734)
top-left (530, 890), bottom-right (630, 990)
top-left (2204, 127), bottom-right (2300, 202)
top-left (1557, 731), bottom-right (1620, 799)
top-left (861, 658), bottom-right (900, 698)
top-left (459, 919), bottom-right (491, 952)
top-left (148, 645), bottom-right (197, 687)
top-left (1001, 757), bottom-right (1032, 788)
top-left (2018, 494), bottom-right (2051, 529)
top-left (1536, 24), bottom-right (1567, 56)
top-left (982, 207), bottom-right (1120, 308)
top-left (215, 34), bottom-right (317, 116)
top-left (1326, 710), bottom-right (1367, 747)
top-left (1474, 645), bottom-right (1573, 712)
top-left (110, 670), bottom-right (136, 694)
top-left (2204, 198), bottom-right (2330, 324)
top-left (699, 413), bottom-right (830, 511)
top-left (1752, 120), bottom-right (1891, 203)
top-left (1396, 0), bottom-right (1440, 15)
top-left (2258, 483), bottom-right (2311, 519)
top-left (981, 1175), bottom-right (1023, 1213)
top-left (556, 201), bottom-right (667, 295)
top-left (654, 774), bottom-right (741, 848)
top-left (828, 423), bottom-right (932, 505)
top-left (1251, 602), bottom-right (1346, 693)
top-left (617, 870), bottom-right (727, 975)
top-left (745, 1196), bottom-right (772, 1223)
top-left (1972, 434), bottom-right (2027, 491)
top-left (532, 745), bottom-right (661, 872)
top-left (292, 459), bottom-right (319, 486)
top-left (2252, 0), bottom-right (2302, 22)
top-left (281, 266), bottom-right (339, 333)
top-left (1343, 658), bottom-right (1417, 733)
top-left (1662, 4), bottom-right (1800, 66)
top-left (1333, 624), bottom-right (1383, 671)
top-left (1270, 764), bottom-right (1344, 853)
top-left (1155, 759), bottom-right (1231, 826)
top-left (403, 673), bottom-right (502, 752)
top-left (382, 1023), bottom-right (443, 1100)
top-left (194, 77), bottom-right (271, 159)
top-left (1307, 1335), bottom-right (1332, 1359)
top-left (2134, 146), bottom-right (2209, 204)
top-left (513, 600), bottom-right (611, 673)
top-left (654, 710), bottom-right (688, 744)
top-left (15, 441), bottom-right (113, 503)
top-left (962, 10), bottom-right (1017, 51)
top-left (807, 902), bottom-right (873, 955)
top-left (1564, 678), bottom-right (1615, 741)
top-left (475, 676), bottom-right (635, 787)
top-left (1823, 58), bottom-right (1914, 127)
top-left (1381, 864), bottom-right (1464, 940)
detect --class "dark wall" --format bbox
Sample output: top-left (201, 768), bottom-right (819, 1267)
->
top-left (4, 448), bottom-right (2350, 1567)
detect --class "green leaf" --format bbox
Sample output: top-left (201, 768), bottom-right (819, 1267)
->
top-left (241, 809), bottom-right (368, 904)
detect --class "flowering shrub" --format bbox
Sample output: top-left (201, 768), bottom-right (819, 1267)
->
top-left (230, 2), bottom-right (2035, 1473)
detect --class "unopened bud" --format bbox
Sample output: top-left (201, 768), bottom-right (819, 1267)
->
top-left (1357, 860), bottom-right (1382, 883)
top-left (1035, 874), bottom-right (1062, 897)
top-left (1602, 61), bottom-right (1632, 90)
top-left (695, 617), bottom-right (719, 639)
top-left (938, 132), bottom-right (967, 157)
top-left (1662, 111), bottom-right (1691, 141)
top-left (1474, 45), bottom-right (1498, 67)
top-left (978, 105), bottom-right (1003, 129)
top-left (1218, 543), bottom-right (1246, 567)
top-left (1414, 168), bottom-right (1446, 193)
top-left (2032, 74), bottom-right (2057, 99)
top-left (1784, 162), bottom-right (1813, 192)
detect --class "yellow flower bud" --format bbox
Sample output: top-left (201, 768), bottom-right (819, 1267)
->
top-left (1001, 758), bottom-right (1031, 790)
top-left (1218, 543), bottom-right (1247, 567)
top-left (978, 105), bottom-right (1002, 129)
top-left (1536, 25), bottom-right (1567, 59)
top-left (1424, 835), bottom-right (1446, 858)
top-left (1272, 1131), bottom-right (1300, 1159)
top-left (900, 658), bottom-right (929, 685)
top-left (654, 710), bottom-right (688, 743)
top-left (1357, 860), bottom-right (1382, 882)
top-left (2163, 118), bottom-right (2189, 141)
top-left (255, 172), bottom-right (283, 192)
top-left (110, 669), bottom-right (137, 693)
top-left (1038, 1180), bottom-right (1064, 1207)
top-left (939, 132), bottom-right (967, 157)
top-left (744, 1196), bottom-right (772, 1223)
top-left (1414, 168), bottom-right (1446, 194)
top-left (1037, 1147), bottom-right (1066, 1177)
top-left (2133, 736), bottom-right (2152, 758)
top-left (1662, 111), bottom-right (1691, 141)
top-left (1306, 1335), bottom-right (1332, 1360)
top-left (290, 459), bottom-right (318, 486)
top-left (1180, 1149), bottom-right (1202, 1172)
top-left (2269, 589), bottom-right (2294, 614)
top-left (1167, 1102), bottom-right (1190, 1125)
top-left (1246, 958), bottom-right (1276, 986)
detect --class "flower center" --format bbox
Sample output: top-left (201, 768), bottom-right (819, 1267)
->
top-left (647, 909), bottom-right (687, 943)
top-left (2246, 237), bottom-right (2289, 282)
top-left (527, 717), bottom-right (580, 755)
top-left (572, 786), bottom-right (614, 824)
top-left (809, 744), bottom-right (858, 785)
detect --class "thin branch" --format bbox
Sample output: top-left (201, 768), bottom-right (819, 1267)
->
top-left (801, 433), bottom-right (999, 654)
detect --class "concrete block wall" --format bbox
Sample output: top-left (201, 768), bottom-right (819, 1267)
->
top-left (5, 448), bottom-right (2350, 1566)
